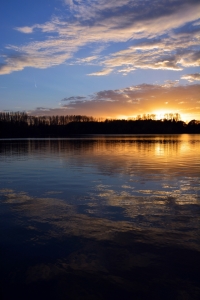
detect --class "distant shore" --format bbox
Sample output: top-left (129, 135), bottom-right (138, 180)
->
top-left (0, 113), bottom-right (200, 138)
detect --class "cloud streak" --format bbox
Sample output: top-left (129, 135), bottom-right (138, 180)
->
top-left (1, 0), bottom-right (199, 75)
top-left (14, 26), bottom-right (34, 34)
top-left (181, 73), bottom-right (200, 82)
top-left (88, 68), bottom-right (113, 76)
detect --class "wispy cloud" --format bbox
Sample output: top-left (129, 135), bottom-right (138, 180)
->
top-left (88, 68), bottom-right (112, 76)
top-left (75, 56), bottom-right (98, 64)
top-left (181, 73), bottom-right (200, 82)
top-left (102, 29), bottom-right (200, 73)
top-left (62, 96), bottom-right (86, 102)
top-left (1, 0), bottom-right (200, 75)
top-left (14, 26), bottom-right (34, 34)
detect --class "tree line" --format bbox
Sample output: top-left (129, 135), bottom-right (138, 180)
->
top-left (0, 112), bottom-right (96, 125)
top-left (0, 112), bottom-right (199, 137)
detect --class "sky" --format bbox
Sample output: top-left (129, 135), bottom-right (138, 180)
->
top-left (0, 0), bottom-right (200, 122)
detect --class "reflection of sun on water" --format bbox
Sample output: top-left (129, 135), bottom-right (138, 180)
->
top-left (153, 135), bottom-right (198, 160)
top-left (155, 144), bottom-right (164, 156)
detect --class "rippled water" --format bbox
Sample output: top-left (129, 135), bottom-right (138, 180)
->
top-left (0, 135), bottom-right (200, 299)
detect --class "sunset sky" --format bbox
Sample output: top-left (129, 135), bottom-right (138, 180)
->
top-left (0, 0), bottom-right (200, 121)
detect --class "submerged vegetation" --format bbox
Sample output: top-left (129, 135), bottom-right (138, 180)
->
top-left (0, 112), bottom-right (200, 137)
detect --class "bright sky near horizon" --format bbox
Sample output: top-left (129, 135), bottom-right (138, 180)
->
top-left (0, 0), bottom-right (200, 121)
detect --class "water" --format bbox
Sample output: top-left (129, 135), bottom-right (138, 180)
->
top-left (0, 135), bottom-right (200, 299)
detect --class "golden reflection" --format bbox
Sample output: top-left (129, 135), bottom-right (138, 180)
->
top-left (1, 135), bottom-right (199, 178)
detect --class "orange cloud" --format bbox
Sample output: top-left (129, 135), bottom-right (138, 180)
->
top-left (30, 83), bottom-right (200, 121)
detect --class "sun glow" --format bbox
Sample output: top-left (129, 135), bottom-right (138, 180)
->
top-left (153, 110), bottom-right (173, 119)
top-left (106, 109), bottom-right (194, 122)
top-left (152, 110), bottom-right (185, 121)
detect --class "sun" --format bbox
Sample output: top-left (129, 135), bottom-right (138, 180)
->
top-left (153, 110), bottom-right (170, 119)
top-left (152, 109), bottom-right (184, 120)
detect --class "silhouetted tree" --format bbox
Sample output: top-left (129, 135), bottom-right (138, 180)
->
top-left (0, 111), bottom-right (200, 137)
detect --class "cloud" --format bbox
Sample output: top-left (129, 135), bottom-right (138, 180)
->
top-left (62, 96), bottom-right (86, 101)
top-left (1, 0), bottom-right (200, 75)
top-left (88, 68), bottom-right (112, 76)
top-left (29, 83), bottom-right (200, 121)
top-left (0, 50), bottom-right (72, 75)
top-left (181, 73), bottom-right (200, 82)
top-left (178, 50), bottom-right (200, 68)
top-left (27, 106), bottom-right (73, 116)
top-left (15, 26), bottom-right (34, 34)
top-left (75, 56), bottom-right (98, 64)
top-left (102, 29), bottom-right (200, 73)
top-left (118, 67), bottom-right (136, 74)
top-left (35, 107), bottom-right (51, 111)
top-left (104, 50), bottom-right (183, 72)
top-left (162, 80), bottom-right (179, 87)
top-left (64, 0), bottom-right (74, 6)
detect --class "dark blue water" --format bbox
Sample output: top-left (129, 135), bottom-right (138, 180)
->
top-left (0, 135), bottom-right (200, 299)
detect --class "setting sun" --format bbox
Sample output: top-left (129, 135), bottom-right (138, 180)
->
top-left (152, 110), bottom-right (179, 120)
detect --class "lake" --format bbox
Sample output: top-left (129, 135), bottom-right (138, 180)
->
top-left (0, 134), bottom-right (200, 299)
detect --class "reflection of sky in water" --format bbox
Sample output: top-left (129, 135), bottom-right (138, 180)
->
top-left (0, 135), bottom-right (199, 242)
top-left (0, 135), bottom-right (200, 299)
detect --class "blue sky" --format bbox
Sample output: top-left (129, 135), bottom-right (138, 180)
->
top-left (0, 0), bottom-right (200, 121)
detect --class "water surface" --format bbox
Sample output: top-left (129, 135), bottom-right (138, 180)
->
top-left (0, 135), bottom-right (200, 299)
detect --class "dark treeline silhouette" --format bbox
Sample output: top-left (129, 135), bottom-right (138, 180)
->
top-left (0, 112), bottom-right (200, 137)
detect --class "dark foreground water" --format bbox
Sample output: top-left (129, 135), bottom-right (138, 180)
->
top-left (0, 135), bottom-right (200, 300)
